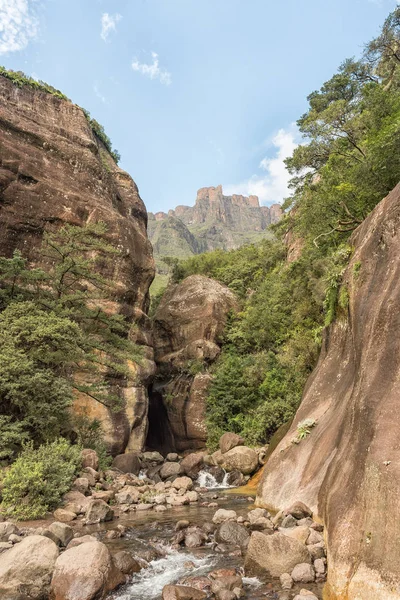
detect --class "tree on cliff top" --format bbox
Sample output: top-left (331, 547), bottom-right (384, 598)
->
top-left (0, 222), bottom-right (140, 461)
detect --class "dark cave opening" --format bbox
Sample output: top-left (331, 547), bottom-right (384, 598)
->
top-left (145, 385), bottom-right (176, 456)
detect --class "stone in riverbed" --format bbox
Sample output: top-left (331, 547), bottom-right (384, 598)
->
top-left (219, 432), bottom-right (245, 455)
top-left (0, 535), bottom-right (59, 599)
top-left (160, 461), bottom-right (182, 479)
top-left (53, 508), bottom-right (77, 523)
top-left (180, 452), bottom-right (206, 477)
top-left (221, 446), bottom-right (258, 475)
top-left (293, 593), bottom-right (318, 600)
top-left (245, 531), bottom-right (311, 578)
top-left (48, 522), bottom-right (73, 547)
top-left (215, 522), bottom-right (250, 549)
top-left (66, 535), bottom-right (98, 549)
top-left (280, 573), bottom-right (293, 590)
top-left (212, 509), bottom-right (237, 524)
top-left (167, 453), bottom-right (179, 462)
top-left (291, 563), bottom-right (315, 583)
top-left (162, 585), bottom-right (207, 600)
top-left (50, 541), bottom-right (125, 600)
top-left (0, 522), bottom-right (19, 542)
top-left (115, 486), bottom-right (140, 504)
top-left (85, 499), bottom-right (114, 525)
top-left (172, 476), bottom-right (193, 491)
top-left (142, 451), bottom-right (164, 463)
top-left (113, 550), bottom-right (142, 575)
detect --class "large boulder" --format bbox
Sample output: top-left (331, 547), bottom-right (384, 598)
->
top-left (0, 75), bottom-right (155, 455)
top-left (112, 452), bottom-right (141, 475)
top-left (50, 541), bottom-right (125, 600)
top-left (244, 531), bottom-right (311, 578)
top-left (153, 275), bottom-right (238, 451)
top-left (180, 452), bottom-right (206, 477)
top-left (256, 183), bottom-right (400, 599)
top-left (221, 446), bottom-right (258, 475)
top-left (215, 522), bottom-right (250, 549)
top-left (0, 535), bottom-right (59, 599)
top-left (219, 432), bottom-right (245, 455)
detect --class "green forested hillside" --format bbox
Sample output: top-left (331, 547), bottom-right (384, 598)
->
top-left (170, 8), bottom-right (400, 449)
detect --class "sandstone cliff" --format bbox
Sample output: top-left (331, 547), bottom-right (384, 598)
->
top-left (256, 183), bottom-right (400, 599)
top-left (0, 75), bottom-right (155, 455)
top-left (148, 185), bottom-right (283, 269)
top-left (151, 275), bottom-right (238, 453)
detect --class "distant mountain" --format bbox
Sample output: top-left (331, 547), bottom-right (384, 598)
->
top-left (148, 185), bottom-right (283, 288)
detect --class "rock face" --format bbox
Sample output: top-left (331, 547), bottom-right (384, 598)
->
top-left (150, 275), bottom-right (238, 452)
top-left (148, 186), bottom-right (283, 276)
top-left (0, 75), bottom-right (155, 455)
top-left (256, 183), bottom-right (400, 599)
top-left (0, 535), bottom-right (59, 599)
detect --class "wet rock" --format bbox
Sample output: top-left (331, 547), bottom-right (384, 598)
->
top-left (113, 550), bottom-right (141, 575)
top-left (176, 520), bottom-right (190, 531)
top-left (178, 576), bottom-right (211, 593)
top-left (155, 505), bottom-right (167, 513)
top-left (48, 522), bottom-right (73, 547)
top-left (210, 574), bottom-right (243, 595)
top-left (0, 522), bottom-right (19, 542)
top-left (85, 499), bottom-right (114, 525)
top-left (219, 433), bottom-right (245, 455)
top-left (202, 522), bottom-right (216, 534)
top-left (186, 491), bottom-right (199, 503)
top-left (184, 529), bottom-right (207, 548)
top-left (81, 449), bottom-right (99, 471)
top-left (51, 541), bottom-right (124, 600)
top-left (112, 452), bottom-right (142, 475)
top-left (53, 509), bottom-right (77, 523)
top-left (66, 535), bottom-right (98, 550)
top-left (0, 535), bottom-right (59, 599)
top-left (221, 447), bottom-right (258, 475)
top-left (180, 452), bottom-right (206, 477)
top-left (215, 522), bottom-right (250, 549)
top-left (245, 531), bottom-right (311, 578)
top-left (225, 470), bottom-right (246, 487)
top-left (212, 509), bottom-right (237, 524)
top-left (160, 462), bottom-right (182, 479)
top-left (162, 584), bottom-right (207, 599)
top-left (291, 563), bottom-right (315, 583)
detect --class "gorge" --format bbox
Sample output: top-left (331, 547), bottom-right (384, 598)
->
top-left (1, 5), bottom-right (400, 600)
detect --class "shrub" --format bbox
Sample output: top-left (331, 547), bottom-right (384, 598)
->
top-left (71, 414), bottom-right (112, 471)
top-left (1, 439), bottom-right (81, 520)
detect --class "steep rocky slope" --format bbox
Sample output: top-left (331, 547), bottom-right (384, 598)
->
top-left (151, 275), bottom-right (238, 453)
top-left (148, 185), bottom-right (282, 269)
top-left (256, 183), bottom-right (400, 599)
top-left (0, 75), bottom-right (155, 455)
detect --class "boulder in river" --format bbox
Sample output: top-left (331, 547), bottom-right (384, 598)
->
top-left (162, 584), bottom-right (207, 599)
top-left (221, 446), bottom-right (258, 475)
top-left (85, 499), bottom-right (114, 525)
top-left (160, 461), bottom-right (182, 479)
top-left (245, 531), bottom-right (311, 577)
top-left (50, 541), bottom-right (125, 600)
top-left (215, 521), bottom-right (250, 549)
top-left (0, 535), bottom-right (59, 599)
top-left (212, 509), bottom-right (237, 524)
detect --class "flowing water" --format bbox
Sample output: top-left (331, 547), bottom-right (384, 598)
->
top-left (85, 491), bottom-right (324, 600)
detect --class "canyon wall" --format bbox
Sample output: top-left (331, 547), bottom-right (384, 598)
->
top-left (0, 75), bottom-right (155, 455)
top-left (256, 183), bottom-right (400, 599)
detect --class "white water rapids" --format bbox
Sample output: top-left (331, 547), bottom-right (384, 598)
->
top-left (196, 469), bottom-right (232, 489)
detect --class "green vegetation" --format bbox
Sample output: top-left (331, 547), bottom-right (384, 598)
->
top-left (167, 8), bottom-right (400, 450)
top-left (0, 66), bottom-right (121, 163)
top-left (1, 439), bottom-right (81, 520)
top-left (292, 419), bottom-right (317, 444)
top-left (0, 222), bottom-right (140, 462)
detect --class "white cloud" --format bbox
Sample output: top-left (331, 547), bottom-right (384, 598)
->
top-left (93, 83), bottom-right (107, 104)
top-left (132, 52), bottom-right (171, 85)
top-left (101, 12), bottom-right (121, 42)
top-left (0, 0), bottom-right (39, 55)
top-left (224, 124), bottom-right (299, 205)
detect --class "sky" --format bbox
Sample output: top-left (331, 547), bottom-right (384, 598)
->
top-left (0, 0), bottom-right (399, 213)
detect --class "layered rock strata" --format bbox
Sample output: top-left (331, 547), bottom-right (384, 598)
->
top-left (256, 183), bottom-right (400, 599)
top-left (0, 76), bottom-right (155, 455)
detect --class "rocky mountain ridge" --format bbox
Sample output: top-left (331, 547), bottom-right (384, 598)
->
top-left (148, 185), bottom-right (283, 270)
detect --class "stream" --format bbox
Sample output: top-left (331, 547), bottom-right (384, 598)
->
top-left (79, 473), bottom-right (324, 600)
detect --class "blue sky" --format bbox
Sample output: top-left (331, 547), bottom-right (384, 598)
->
top-left (1, 0), bottom-right (398, 212)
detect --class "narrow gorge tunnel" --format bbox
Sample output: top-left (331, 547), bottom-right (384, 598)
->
top-left (145, 385), bottom-right (176, 455)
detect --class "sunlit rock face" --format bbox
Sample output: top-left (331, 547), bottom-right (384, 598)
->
top-left (256, 182), bottom-right (400, 599)
top-left (152, 275), bottom-right (238, 453)
top-left (0, 75), bottom-right (155, 454)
